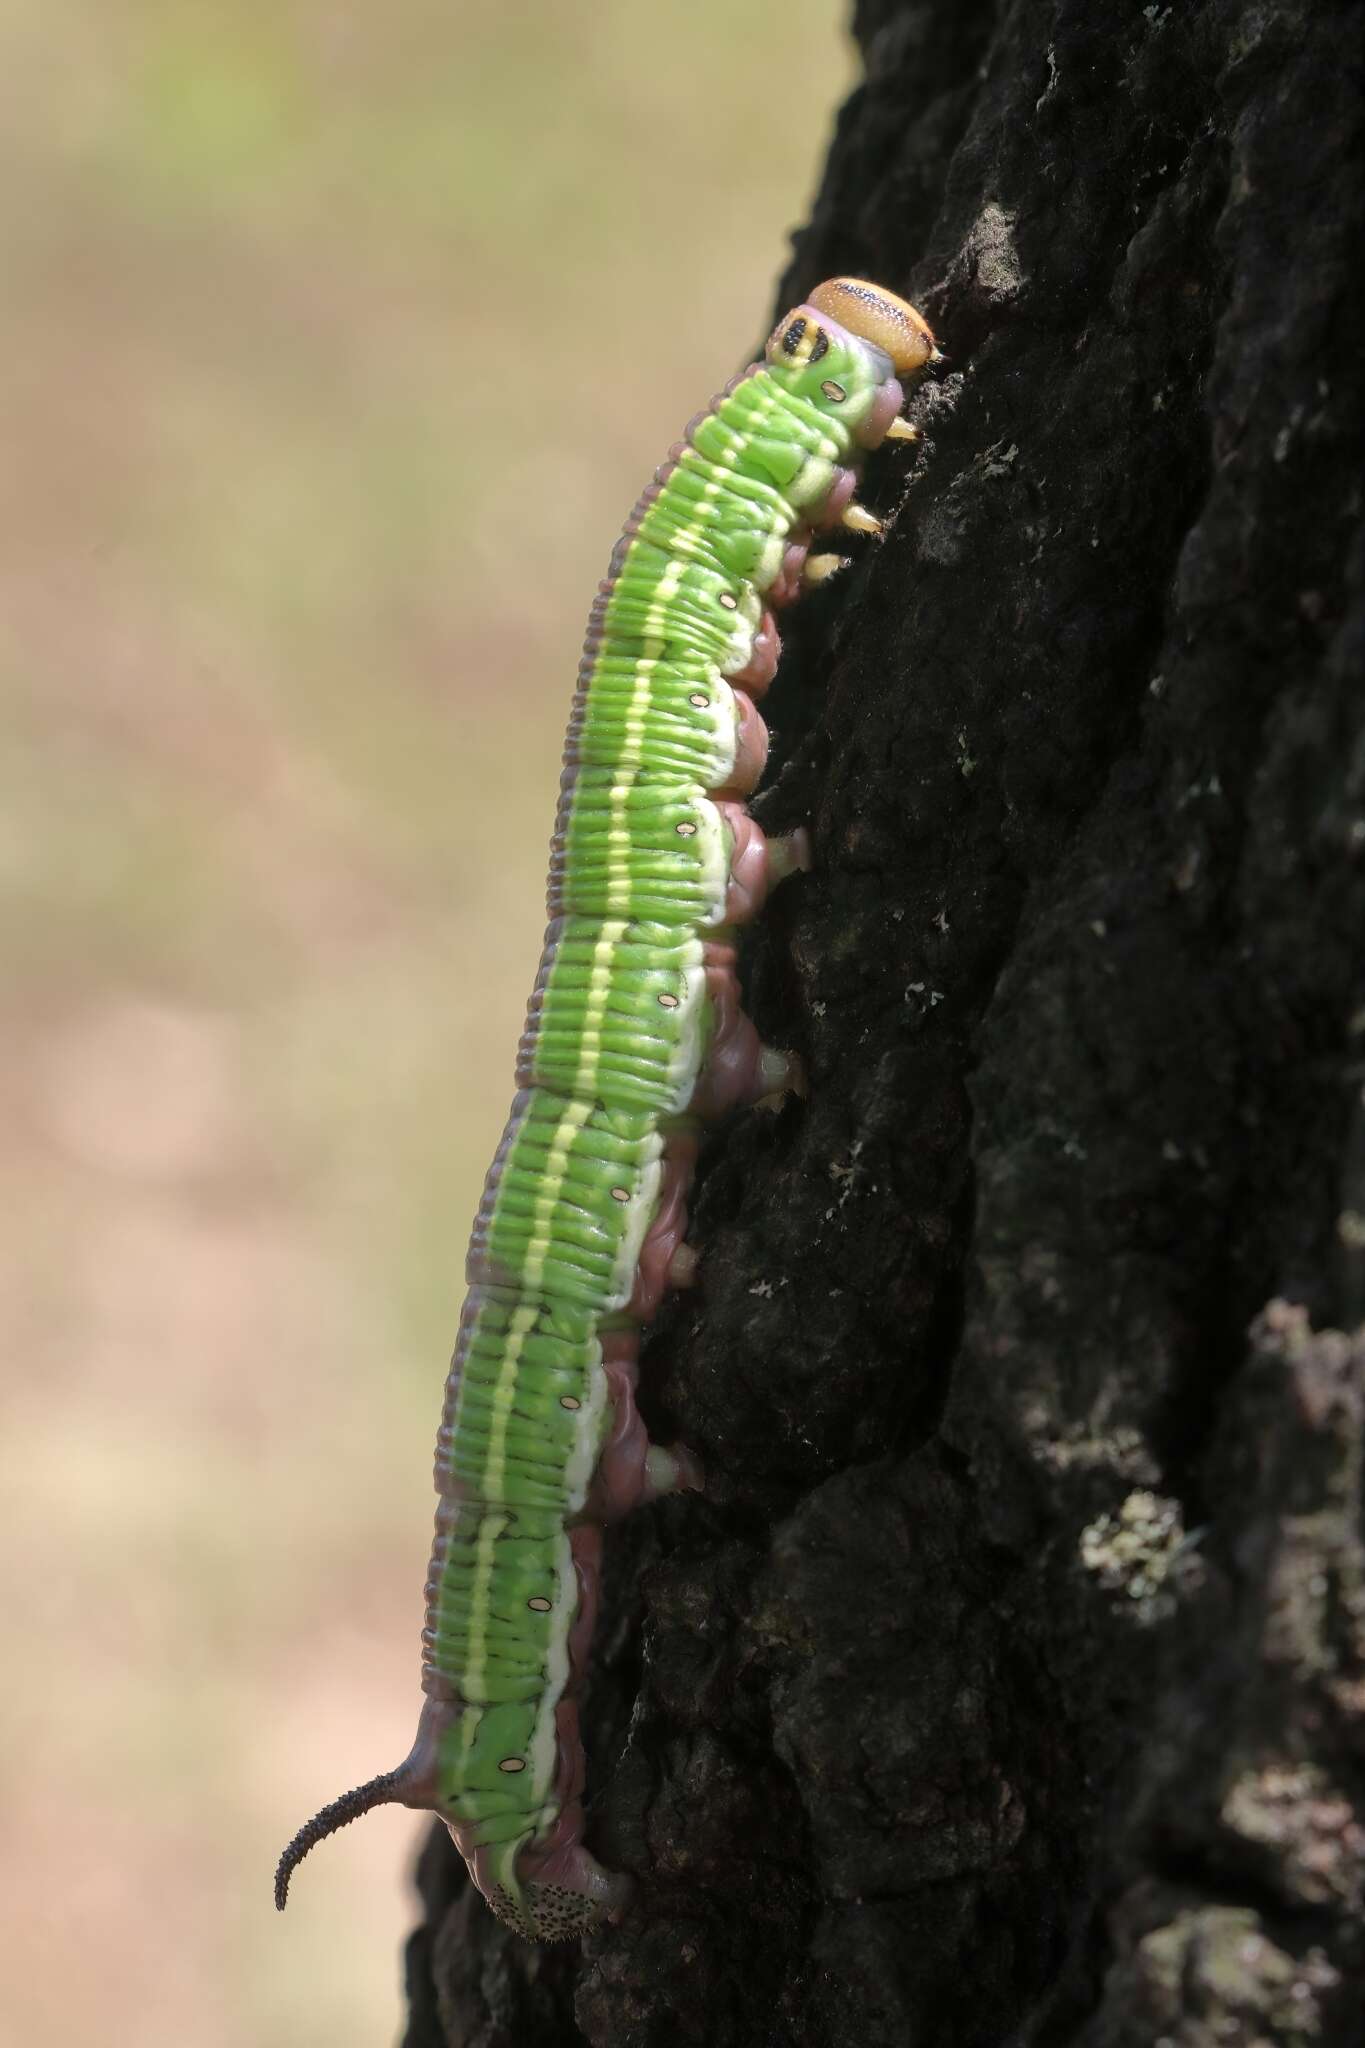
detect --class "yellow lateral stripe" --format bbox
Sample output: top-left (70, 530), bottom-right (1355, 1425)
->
top-left (574, 548), bottom-right (685, 1100)
top-left (459, 1090), bottom-right (587, 1748)
top-left (455, 365), bottom-right (795, 1802)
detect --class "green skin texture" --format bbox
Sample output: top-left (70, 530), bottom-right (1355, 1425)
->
top-left (420, 320), bottom-right (894, 1934)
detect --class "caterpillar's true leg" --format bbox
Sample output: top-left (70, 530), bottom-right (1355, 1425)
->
top-left (803, 552), bottom-right (851, 587)
top-left (811, 466), bottom-right (887, 539)
top-left (840, 502), bottom-right (884, 537)
top-left (770, 539), bottom-right (857, 604)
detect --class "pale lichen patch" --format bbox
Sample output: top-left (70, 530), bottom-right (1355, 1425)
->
top-left (1079, 1488), bottom-right (1185, 1621)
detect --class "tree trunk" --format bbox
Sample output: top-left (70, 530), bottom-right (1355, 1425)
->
top-left (403, 1), bottom-right (1363, 2040)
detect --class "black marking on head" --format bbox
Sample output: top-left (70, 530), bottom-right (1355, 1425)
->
top-left (820, 379), bottom-right (847, 402)
top-left (781, 316), bottom-right (807, 356)
top-left (809, 328), bottom-right (830, 364)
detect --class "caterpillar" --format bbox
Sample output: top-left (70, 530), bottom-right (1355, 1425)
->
top-left (275, 277), bottom-right (938, 1942)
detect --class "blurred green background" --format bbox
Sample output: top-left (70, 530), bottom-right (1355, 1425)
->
top-left (0, 4), bottom-right (850, 2042)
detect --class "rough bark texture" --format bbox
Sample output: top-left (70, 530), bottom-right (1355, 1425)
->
top-left (403, 1), bottom-right (1363, 2041)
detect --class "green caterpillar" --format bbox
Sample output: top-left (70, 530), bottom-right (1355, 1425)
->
top-left (275, 277), bottom-right (938, 1941)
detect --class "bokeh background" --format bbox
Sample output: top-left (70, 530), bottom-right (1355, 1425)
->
top-left (0, 5), bottom-right (851, 2043)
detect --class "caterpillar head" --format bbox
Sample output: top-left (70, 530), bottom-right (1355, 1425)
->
top-left (767, 277), bottom-right (938, 380)
top-left (808, 278), bottom-right (938, 375)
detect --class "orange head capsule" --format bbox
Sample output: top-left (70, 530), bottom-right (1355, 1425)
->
top-left (807, 277), bottom-right (939, 376)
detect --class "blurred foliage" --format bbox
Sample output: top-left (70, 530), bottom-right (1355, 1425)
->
top-left (0, 3), bottom-right (850, 2042)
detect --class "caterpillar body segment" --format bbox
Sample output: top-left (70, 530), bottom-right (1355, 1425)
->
top-left (275, 280), bottom-right (936, 1939)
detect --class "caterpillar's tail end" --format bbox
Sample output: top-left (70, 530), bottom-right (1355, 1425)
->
top-left (274, 1768), bottom-right (406, 1910)
top-left (476, 1834), bottom-right (633, 1943)
top-left (486, 1879), bottom-right (601, 1943)
top-left (486, 1870), bottom-right (634, 1944)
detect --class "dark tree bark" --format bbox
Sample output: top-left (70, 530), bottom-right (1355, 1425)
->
top-left (403, 1), bottom-right (1363, 2041)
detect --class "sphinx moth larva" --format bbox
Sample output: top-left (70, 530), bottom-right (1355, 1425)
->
top-left (275, 276), bottom-right (938, 1941)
